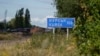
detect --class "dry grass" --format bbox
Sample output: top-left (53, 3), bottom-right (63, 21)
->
top-left (0, 33), bottom-right (23, 40)
top-left (0, 33), bottom-right (79, 56)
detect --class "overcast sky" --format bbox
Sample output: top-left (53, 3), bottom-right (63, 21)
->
top-left (0, 0), bottom-right (56, 28)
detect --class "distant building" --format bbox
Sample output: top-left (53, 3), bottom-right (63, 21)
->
top-left (30, 26), bottom-right (45, 34)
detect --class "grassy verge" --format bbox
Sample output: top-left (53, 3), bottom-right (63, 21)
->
top-left (0, 33), bottom-right (16, 40)
top-left (0, 33), bottom-right (26, 40)
top-left (0, 33), bottom-right (79, 56)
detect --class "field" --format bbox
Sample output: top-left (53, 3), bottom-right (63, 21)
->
top-left (0, 33), bottom-right (79, 56)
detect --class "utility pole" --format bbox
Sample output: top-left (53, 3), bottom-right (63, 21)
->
top-left (4, 10), bottom-right (7, 32)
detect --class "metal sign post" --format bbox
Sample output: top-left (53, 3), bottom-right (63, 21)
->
top-left (53, 28), bottom-right (55, 35)
top-left (53, 28), bottom-right (55, 40)
top-left (67, 28), bottom-right (69, 40)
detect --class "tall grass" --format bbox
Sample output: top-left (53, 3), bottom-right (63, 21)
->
top-left (0, 33), bottom-right (79, 56)
top-left (31, 33), bottom-right (79, 56)
top-left (0, 33), bottom-right (22, 40)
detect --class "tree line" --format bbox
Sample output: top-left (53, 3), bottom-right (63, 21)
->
top-left (0, 8), bottom-right (31, 30)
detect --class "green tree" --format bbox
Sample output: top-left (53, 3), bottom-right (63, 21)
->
top-left (54, 0), bottom-right (79, 17)
top-left (8, 18), bottom-right (16, 29)
top-left (24, 8), bottom-right (31, 28)
top-left (0, 22), bottom-right (4, 30)
top-left (54, 0), bottom-right (100, 55)
top-left (15, 11), bottom-right (19, 28)
top-left (15, 8), bottom-right (24, 28)
top-left (18, 8), bottom-right (24, 28)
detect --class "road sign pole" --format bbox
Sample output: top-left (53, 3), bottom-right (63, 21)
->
top-left (53, 28), bottom-right (55, 40)
top-left (67, 28), bottom-right (69, 40)
top-left (53, 28), bottom-right (55, 35)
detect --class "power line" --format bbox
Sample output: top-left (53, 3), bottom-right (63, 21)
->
top-left (4, 10), bottom-right (7, 32)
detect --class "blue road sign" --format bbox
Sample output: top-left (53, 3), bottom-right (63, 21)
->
top-left (47, 18), bottom-right (75, 28)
